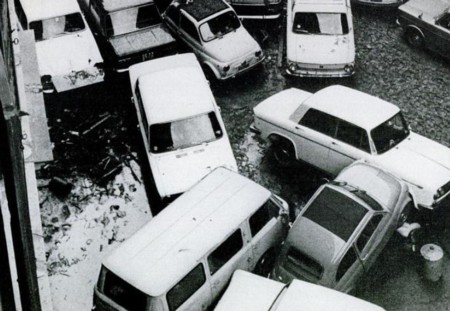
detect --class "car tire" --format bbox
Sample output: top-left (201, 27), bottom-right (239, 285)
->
top-left (272, 138), bottom-right (295, 167)
top-left (254, 249), bottom-right (277, 277)
top-left (405, 28), bottom-right (424, 48)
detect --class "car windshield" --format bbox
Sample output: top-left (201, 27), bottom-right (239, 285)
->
top-left (102, 268), bottom-right (148, 310)
top-left (30, 13), bottom-right (85, 41)
top-left (292, 12), bottom-right (348, 35)
top-left (149, 112), bottom-right (223, 153)
top-left (199, 11), bottom-right (241, 42)
top-left (371, 112), bottom-right (409, 154)
top-left (106, 5), bottom-right (162, 37)
top-left (302, 186), bottom-right (368, 241)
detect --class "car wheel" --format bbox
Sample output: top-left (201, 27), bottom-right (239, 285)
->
top-left (272, 139), bottom-right (295, 167)
top-left (254, 250), bottom-right (277, 277)
top-left (406, 28), bottom-right (424, 48)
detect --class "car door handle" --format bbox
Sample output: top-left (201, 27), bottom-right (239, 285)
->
top-left (332, 141), bottom-right (338, 145)
top-left (295, 126), bottom-right (302, 130)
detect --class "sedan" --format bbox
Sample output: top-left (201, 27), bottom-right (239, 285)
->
top-left (271, 161), bottom-right (414, 293)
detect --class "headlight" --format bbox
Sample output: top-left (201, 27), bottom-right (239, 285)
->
top-left (288, 63), bottom-right (297, 72)
top-left (434, 187), bottom-right (445, 200)
top-left (255, 50), bottom-right (262, 58)
top-left (344, 65), bottom-right (354, 73)
top-left (223, 65), bottom-right (230, 72)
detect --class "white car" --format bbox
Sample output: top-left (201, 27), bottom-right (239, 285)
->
top-left (286, 0), bottom-right (355, 77)
top-left (14, 0), bottom-right (104, 92)
top-left (252, 85), bottom-right (450, 210)
top-left (215, 270), bottom-right (385, 311)
top-left (129, 53), bottom-right (237, 201)
top-left (162, 0), bottom-right (265, 80)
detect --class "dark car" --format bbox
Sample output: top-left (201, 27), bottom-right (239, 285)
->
top-left (78, 0), bottom-right (177, 72)
top-left (397, 0), bottom-right (450, 58)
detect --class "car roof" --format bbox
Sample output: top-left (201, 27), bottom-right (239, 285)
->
top-left (302, 85), bottom-right (400, 130)
top-left (19, 0), bottom-right (81, 22)
top-left (214, 270), bottom-right (285, 311)
top-left (277, 279), bottom-right (386, 311)
top-left (292, 0), bottom-right (348, 13)
top-left (99, 0), bottom-right (154, 12)
top-left (103, 167), bottom-right (272, 297)
top-left (175, 0), bottom-right (230, 21)
top-left (399, 0), bottom-right (450, 20)
top-left (336, 162), bottom-right (403, 211)
top-left (129, 53), bottom-right (214, 125)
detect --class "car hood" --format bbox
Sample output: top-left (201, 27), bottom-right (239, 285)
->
top-left (109, 26), bottom-right (175, 57)
top-left (150, 140), bottom-right (237, 197)
top-left (35, 30), bottom-right (103, 76)
top-left (254, 88), bottom-right (312, 123)
top-left (375, 133), bottom-right (450, 191)
top-left (287, 217), bottom-right (346, 271)
top-left (287, 33), bottom-right (355, 64)
top-left (215, 271), bottom-right (285, 311)
top-left (204, 28), bottom-right (259, 63)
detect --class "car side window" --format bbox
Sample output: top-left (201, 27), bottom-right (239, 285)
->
top-left (165, 5), bottom-right (180, 25)
top-left (166, 264), bottom-right (206, 311)
top-left (437, 14), bottom-right (450, 30)
top-left (299, 109), bottom-right (338, 137)
top-left (335, 120), bottom-right (370, 153)
top-left (135, 83), bottom-right (150, 143)
top-left (249, 199), bottom-right (279, 236)
top-left (336, 247), bottom-right (357, 282)
top-left (14, 0), bottom-right (28, 28)
top-left (180, 15), bottom-right (200, 42)
top-left (356, 214), bottom-right (383, 253)
top-left (207, 229), bottom-right (243, 274)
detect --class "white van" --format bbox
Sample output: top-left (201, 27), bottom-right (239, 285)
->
top-left (129, 53), bottom-right (237, 201)
top-left (93, 167), bottom-right (290, 311)
top-left (14, 0), bottom-right (104, 93)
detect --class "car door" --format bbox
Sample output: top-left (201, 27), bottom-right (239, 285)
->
top-left (206, 228), bottom-right (252, 302)
top-left (333, 245), bottom-right (364, 293)
top-left (165, 262), bottom-right (212, 311)
top-left (179, 14), bottom-right (203, 57)
top-left (294, 108), bottom-right (337, 172)
top-left (247, 198), bottom-right (285, 270)
top-left (327, 119), bottom-right (371, 175)
top-left (433, 13), bottom-right (450, 55)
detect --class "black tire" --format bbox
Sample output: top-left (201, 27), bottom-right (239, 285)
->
top-left (254, 250), bottom-right (277, 277)
top-left (406, 28), bottom-right (424, 48)
top-left (272, 138), bottom-right (295, 167)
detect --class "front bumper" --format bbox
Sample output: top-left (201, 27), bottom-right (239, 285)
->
top-left (219, 54), bottom-right (265, 80)
top-left (286, 63), bottom-right (355, 78)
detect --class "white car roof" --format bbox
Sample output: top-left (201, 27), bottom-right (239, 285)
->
top-left (292, 0), bottom-right (348, 13)
top-left (215, 270), bottom-right (385, 311)
top-left (20, 0), bottom-right (81, 22)
top-left (103, 168), bottom-right (272, 297)
top-left (303, 85), bottom-right (400, 130)
top-left (278, 278), bottom-right (386, 311)
top-left (399, 0), bottom-right (450, 20)
top-left (101, 0), bottom-right (154, 12)
top-left (129, 53), bottom-right (214, 125)
top-left (214, 270), bottom-right (285, 311)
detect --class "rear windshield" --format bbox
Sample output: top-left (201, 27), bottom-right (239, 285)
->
top-left (30, 13), bottom-right (85, 41)
top-left (149, 112), bottom-right (223, 153)
top-left (302, 186), bottom-right (367, 241)
top-left (292, 13), bottom-right (348, 35)
top-left (106, 4), bottom-right (162, 37)
top-left (199, 11), bottom-right (241, 42)
top-left (102, 268), bottom-right (147, 310)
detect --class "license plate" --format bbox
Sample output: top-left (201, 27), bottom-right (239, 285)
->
top-left (142, 52), bottom-right (155, 61)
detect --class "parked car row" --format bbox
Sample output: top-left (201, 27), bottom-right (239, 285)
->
top-left (13, 0), bottom-right (449, 95)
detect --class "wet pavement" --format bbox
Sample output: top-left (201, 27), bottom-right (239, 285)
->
top-left (40, 5), bottom-right (450, 311)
